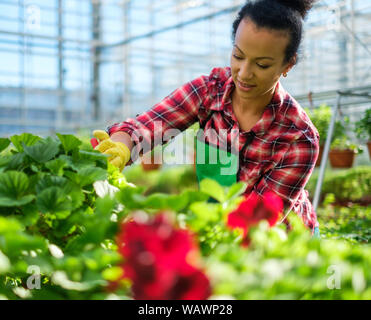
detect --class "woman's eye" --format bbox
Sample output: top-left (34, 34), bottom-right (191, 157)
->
top-left (257, 64), bottom-right (269, 69)
top-left (233, 54), bottom-right (243, 60)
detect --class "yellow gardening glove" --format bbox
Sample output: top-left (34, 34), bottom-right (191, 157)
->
top-left (93, 130), bottom-right (131, 171)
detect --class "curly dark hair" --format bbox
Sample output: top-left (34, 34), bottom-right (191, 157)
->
top-left (231, 0), bottom-right (316, 64)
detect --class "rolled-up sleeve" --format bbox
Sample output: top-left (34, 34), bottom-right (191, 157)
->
top-left (107, 75), bottom-right (210, 162)
top-left (252, 136), bottom-right (320, 230)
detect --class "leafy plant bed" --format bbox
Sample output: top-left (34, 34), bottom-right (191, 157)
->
top-left (1, 134), bottom-right (371, 300)
top-left (317, 196), bottom-right (371, 244)
top-left (306, 166), bottom-right (371, 205)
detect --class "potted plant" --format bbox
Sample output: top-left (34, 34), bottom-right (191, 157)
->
top-left (141, 144), bottom-right (164, 171)
top-left (305, 104), bottom-right (332, 167)
top-left (329, 135), bottom-right (363, 168)
top-left (354, 108), bottom-right (371, 159)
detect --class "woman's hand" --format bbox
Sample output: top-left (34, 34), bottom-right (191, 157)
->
top-left (92, 130), bottom-right (131, 171)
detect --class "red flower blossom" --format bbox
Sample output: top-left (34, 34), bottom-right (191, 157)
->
top-left (116, 212), bottom-right (211, 300)
top-left (227, 191), bottom-right (283, 245)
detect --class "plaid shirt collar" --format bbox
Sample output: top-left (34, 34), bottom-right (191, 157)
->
top-left (209, 69), bottom-right (285, 137)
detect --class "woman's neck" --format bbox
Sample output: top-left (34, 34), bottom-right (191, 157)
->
top-left (232, 86), bottom-right (275, 116)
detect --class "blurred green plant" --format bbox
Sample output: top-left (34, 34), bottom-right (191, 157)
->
top-left (1, 133), bottom-right (371, 300)
top-left (330, 136), bottom-right (363, 153)
top-left (0, 133), bottom-right (132, 299)
top-left (305, 104), bottom-right (332, 146)
top-left (306, 166), bottom-right (371, 204)
top-left (354, 108), bottom-right (371, 142)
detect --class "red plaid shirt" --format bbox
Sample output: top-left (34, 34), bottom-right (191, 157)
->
top-left (108, 66), bottom-right (320, 231)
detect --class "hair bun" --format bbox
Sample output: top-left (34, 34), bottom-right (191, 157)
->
top-left (274, 0), bottom-right (316, 19)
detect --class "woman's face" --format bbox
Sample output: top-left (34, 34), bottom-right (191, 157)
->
top-left (230, 18), bottom-right (295, 103)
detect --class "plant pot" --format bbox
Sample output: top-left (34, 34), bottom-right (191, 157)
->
top-left (367, 141), bottom-right (371, 160)
top-left (315, 145), bottom-right (324, 167)
top-left (329, 149), bottom-right (355, 168)
top-left (140, 153), bottom-right (162, 171)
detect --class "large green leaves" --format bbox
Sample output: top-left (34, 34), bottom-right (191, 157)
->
top-left (10, 133), bottom-right (41, 152)
top-left (56, 134), bottom-right (82, 154)
top-left (36, 186), bottom-right (73, 219)
top-left (36, 175), bottom-right (84, 211)
top-left (226, 182), bottom-right (247, 200)
top-left (0, 171), bottom-right (35, 207)
top-left (189, 201), bottom-right (220, 230)
top-left (64, 166), bottom-right (107, 187)
top-left (0, 138), bottom-right (10, 153)
top-left (23, 137), bottom-right (60, 163)
top-left (45, 158), bottom-right (68, 176)
top-left (200, 178), bottom-right (226, 203)
top-left (115, 187), bottom-right (208, 211)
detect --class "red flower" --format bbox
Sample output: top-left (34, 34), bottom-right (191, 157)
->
top-left (227, 191), bottom-right (283, 245)
top-left (116, 212), bottom-right (211, 300)
top-left (133, 265), bottom-right (211, 300)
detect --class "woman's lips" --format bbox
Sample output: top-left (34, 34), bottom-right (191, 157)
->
top-left (237, 80), bottom-right (256, 92)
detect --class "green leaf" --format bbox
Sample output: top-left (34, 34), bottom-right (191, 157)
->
top-left (19, 203), bottom-right (40, 227)
top-left (95, 196), bottom-right (117, 217)
top-left (0, 171), bottom-right (35, 207)
top-left (102, 266), bottom-right (123, 281)
top-left (45, 158), bottom-right (67, 176)
top-left (226, 182), bottom-right (247, 200)
top-left (0, 194), bottom-right (35, 207)
top-left (36, 175), bottom-right (69, 193)
top-left (200, 178), bottom-right (226, 203)
top-left (36, 187), bottom-right (73, 219)
top-left (0, 155), bottom-right (11, 171)
top-left (3, 233), bottom-right (46, 258)
top-left (36, 175), bottom-right (84, 210)
top-left (4, 153), bottom-right (27, 171)
top-left (56, 133), bottom-right (82, 154)
top-left (115, 186), bottom-right (147, 210)
top-left (0, 250), bottom-right (11, 274)
top-left (10, 133), bottom-right (41, 152)
top-left (59, 154), bottom-right (96, 171)
top-left (0, 138), bottom-right (10, 153)
top-left (142, 192), bottom-right (190, 211)
top-left (79, 150), bottom-right (109, 161)
top-left (64, 166), bottom-right (107, 187)
top-left (189, 201), bottom-right (220, 229)
top-left (23, 137), bottom-right (60, 163)
top-left (0, 216), bottom-right (22, 233)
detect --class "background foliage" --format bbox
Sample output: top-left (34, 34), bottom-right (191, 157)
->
top-left (0, 134), bottom-right (370, 300)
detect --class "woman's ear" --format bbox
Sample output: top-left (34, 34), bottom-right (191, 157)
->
top-left (284, 54), bottom-right (297, 74)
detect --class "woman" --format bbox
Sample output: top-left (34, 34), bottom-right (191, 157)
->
top-left (93, 0), bottom-right (320, 237)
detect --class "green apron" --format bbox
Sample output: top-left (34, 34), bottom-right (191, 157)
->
top-left (195, 110), bottom-right (254, 196)
top-left (195, 115), bottom-right (254, 202)
top-left (195, 134), bottom-right (238, 188)
top-left (194, 117), bottom-right (321, 238)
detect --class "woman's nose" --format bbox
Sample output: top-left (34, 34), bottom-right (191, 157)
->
top-left (239, 63), bottom-right (254, 80)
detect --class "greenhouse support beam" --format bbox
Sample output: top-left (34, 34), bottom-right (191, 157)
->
top-left (312, 93), bottom-right (341, 211)
top-left (312, 88), bottom-right (371, 212)
top-left (97, 5), bottom-right (241, 50)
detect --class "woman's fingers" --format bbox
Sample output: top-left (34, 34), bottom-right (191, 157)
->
top-left (95, 139), bottom-right (116, 153)
top-left (110, 156), bottom-right (124, 169)
top-left (93, 130), bottom-right (110, 141)
top-left (104, 146), bottom-right (125, 159)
